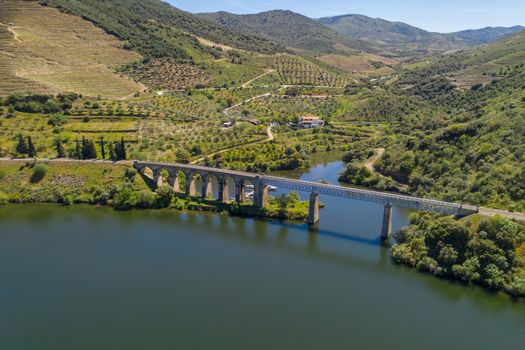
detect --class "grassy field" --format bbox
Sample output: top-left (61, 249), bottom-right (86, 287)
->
top-left (0, 160), bottom-right (148, 203)
top-left (0, 0), bottom-right (143, 98)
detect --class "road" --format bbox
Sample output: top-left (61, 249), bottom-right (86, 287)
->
top-left (364, 148), bottom-right (385, 172)
top-left (241, 69), bottom-right (275, 88)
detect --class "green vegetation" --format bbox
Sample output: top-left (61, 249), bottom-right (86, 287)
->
top-left (0, 161), bottom-right (310, 221)
top-left (42, 0), bottom-right (282, 58)
top-left (392, 213), bottom-right (525, 297)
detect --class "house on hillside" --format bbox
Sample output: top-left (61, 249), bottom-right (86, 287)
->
top-left (222, 121), bottom-right (235, 128)
top-left (299, 115), bottom-right (324, 129)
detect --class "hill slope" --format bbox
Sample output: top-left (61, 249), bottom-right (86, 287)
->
top-left (42, 0), bottom-right (284, 58)
top-left (198, 10), bottom-right (374, 54)
top-left (318, 14), bottom-right (523, 58)
top-left (0, 0), bottom-right (143, 98)
top-left (395, 29), bottom-right (525, 91)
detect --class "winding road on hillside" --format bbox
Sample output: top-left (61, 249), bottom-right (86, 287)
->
top-left (363, 148), bottom-right (410, 191)
top-left (241, 69), bottom-right (275, 88)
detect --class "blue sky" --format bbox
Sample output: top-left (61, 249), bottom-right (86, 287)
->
top-left (170, 0), bottom-right (525, 33)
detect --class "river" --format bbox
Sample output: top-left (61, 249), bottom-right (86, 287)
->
top-left (1, 153), bottom-right (525, 349)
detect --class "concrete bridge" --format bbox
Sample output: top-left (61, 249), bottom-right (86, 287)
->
top-left (133, 161), bottom-right (479, 239)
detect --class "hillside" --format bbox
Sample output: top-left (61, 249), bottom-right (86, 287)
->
top-left (395, 29), bottom-right (525, 91)
top-left (42, 0), bottom-right (283, 58)
top-left (318, 14), bottom-right (523, 58)
top-left (198, 10), bottom-right (374, 55)
top-left (0, 0), bottom-right (143, 98)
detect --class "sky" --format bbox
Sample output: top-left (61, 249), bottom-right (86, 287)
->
top-left (170, 0), bottom-right (525, 33)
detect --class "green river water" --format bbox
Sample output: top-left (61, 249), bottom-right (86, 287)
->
top-left (1, 154), bottom-right (524, 349)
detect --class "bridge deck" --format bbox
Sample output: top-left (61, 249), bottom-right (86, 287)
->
top-left (135, 161), bottom-right (468, 215)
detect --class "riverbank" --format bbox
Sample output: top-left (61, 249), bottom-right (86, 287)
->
top-left (392, 212), bottom-right (525, 298)
top-left (0, 160), bottom-right (310, 221)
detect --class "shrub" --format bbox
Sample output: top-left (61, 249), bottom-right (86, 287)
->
top-left (112, 186), bottom-right (138, 210)
top-left (136, 190), bottom-right (156, 209)
top-left (30, 164), bottom-right (48, 183)
top-left (156, 185), bottom-right (174, 208)
top-left (0, 192), bottom-right (8, 204)
top-left (0, 168), bottom-right (5, 180)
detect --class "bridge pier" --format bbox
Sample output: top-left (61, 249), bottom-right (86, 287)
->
top-left (201, 175), bottom-right (212, 199)
top-left (218, 179), bottom-right (229, 202)
top-left (153, 170), bottom-right (164, 188)
top-left (253, 184), bottom-right (269, 209)
top-left (381, 205), bottom-right (393, 240)
top-left (168, 172), bottom-right (180, 192)
top-left (235, 181), bottom-right (245, 203)
top-left (308, 193), bottom-right (319, 225)
top-left (186, 175), bottom-right (198, 197)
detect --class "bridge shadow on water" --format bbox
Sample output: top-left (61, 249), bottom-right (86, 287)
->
top-left (264, 219), bottom-right (383, 247)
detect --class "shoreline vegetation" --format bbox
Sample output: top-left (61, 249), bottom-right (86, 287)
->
top-left (392, 212), bottom-right (525, 298)
top-left (0, 160), bottom-right (310, 222)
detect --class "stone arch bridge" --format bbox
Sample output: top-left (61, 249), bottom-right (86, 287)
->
top-left (134, 161), bottom-right (478, 239)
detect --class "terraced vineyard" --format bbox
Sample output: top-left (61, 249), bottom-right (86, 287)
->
top-left (137, 119), bottom-right (266, 161)
top-left (275, 55), bottom-right (350, 87)
top-left (122, 60), bottom-right (212, 91)
top-left (0, 0), bottom-right (143, 98)
top-left (225, 94), bottom-right (342, 121)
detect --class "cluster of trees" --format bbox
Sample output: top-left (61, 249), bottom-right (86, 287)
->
top-left (392, 213), bottom-right (525, 297)
top-left (69, 137), bottom-right (127, 161)
top-left (2, 93), bottom-right (79, 114)
top-left (15, 135), bottom-right (37, 158)
top-left (339, 164), bottom-right (401, 193)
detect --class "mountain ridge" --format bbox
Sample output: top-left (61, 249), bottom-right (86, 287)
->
top-left (197, 10), bottom-right (375, 55)
top-left (318, 14), bottom-right (524, 57)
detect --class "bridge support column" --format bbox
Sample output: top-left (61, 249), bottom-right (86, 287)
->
top-left (168, 173), bottom-right (180, 192)
top-left (186, 175), bottom-right (197, 197)
top-left (153, 171), bottom-right (164, 188)
top-left (381, 205), bottom-right (393, 240)
top-left (254, 185), bottom-right (269, 209)
top-left (308, 193), bottom-right (319, 225)
top-left (219, 179), bottom-right (229, 202)
top-left (235, 181), bottom-right (245, 203)
top-left (202, 175), bottom-right (212, 199)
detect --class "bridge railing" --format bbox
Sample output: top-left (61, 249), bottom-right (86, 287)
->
top-left (134, 161), bottom-right (465, 214)
top-left (261, 175), bottom-right (461, 214)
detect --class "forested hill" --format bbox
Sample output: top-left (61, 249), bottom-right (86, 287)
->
top-left (318, 14), bottom-right (523, 58)
top-left (394, 29), bottom-right (525, 93)
top-left (197, 10), bottom-right (375, 55)
top-left (364, 31), bottom-right (525, 210)
top-left (40, 0), bottom-right (284, 58)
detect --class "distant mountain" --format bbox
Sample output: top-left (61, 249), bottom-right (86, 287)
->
top-left (450, 26), bottom-right (525, 46)
top-left (198, 10), bottom-right (374, 54)
top-left (318, 14), bottom-right (523, 57)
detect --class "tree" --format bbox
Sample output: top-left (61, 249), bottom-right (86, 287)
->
top-left (156, 185), bottom-right (174, 208)
top-left (75, 139), bottom-right (81, 159)
top-left (15, 134), bottom-right (27, 156)
top-left (55, 138), bottom-right (66, 158)
top-left (99, 136), bottom-right (106, 159)
top-left (81, 137), bottom-right (97, 159)
top-left (119, 137), bottom-right (127, 160)
top-left (109, 142), bottom-right (116, 161)
top-left (27, 136), bottom-right (36, 157)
